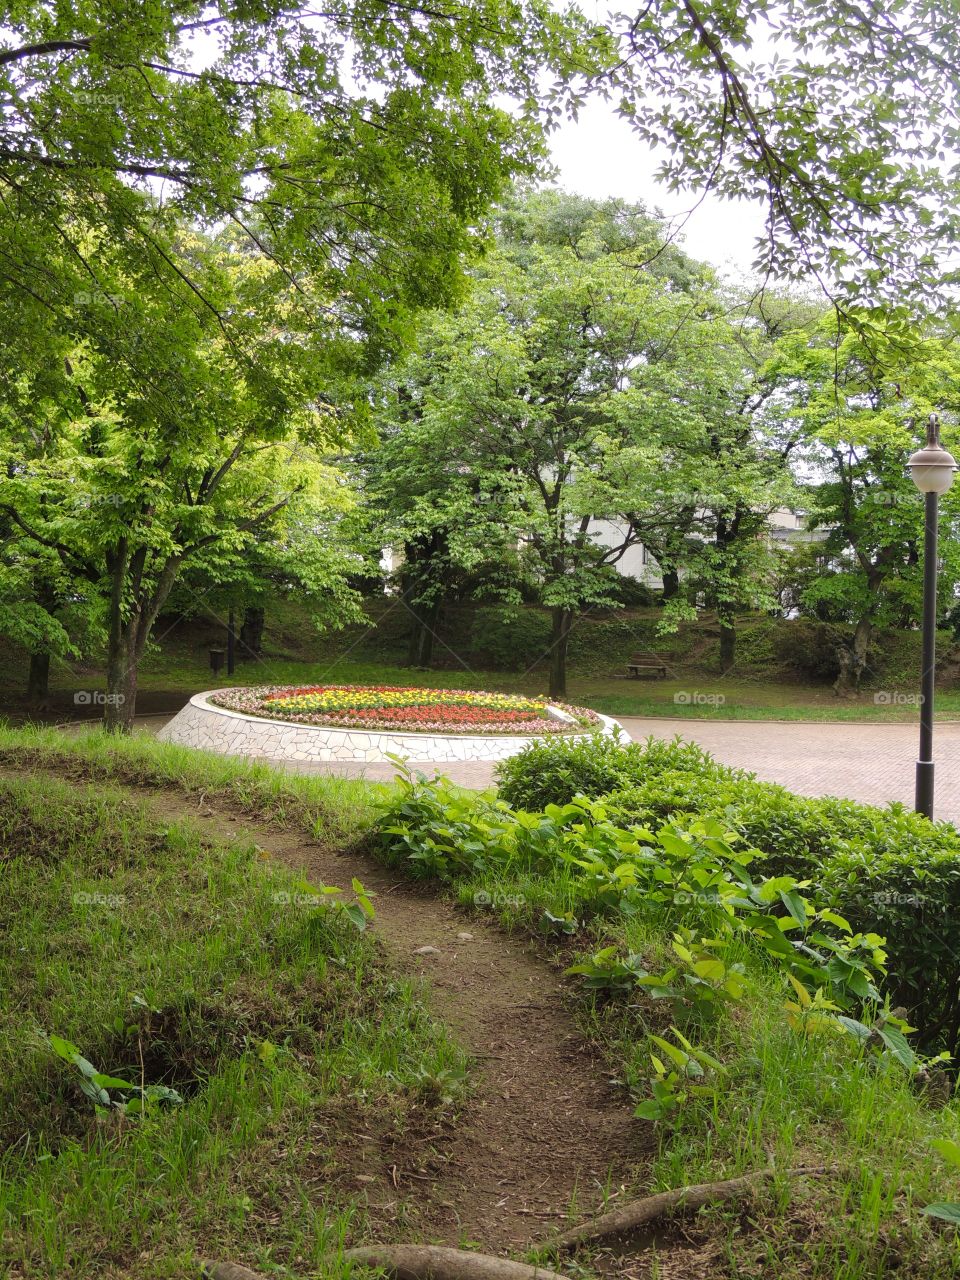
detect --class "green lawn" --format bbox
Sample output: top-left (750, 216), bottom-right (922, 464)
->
top-left (5, 645), bottom-right (955, 724)
top-left (0, 758), bottom-right (461, 1279)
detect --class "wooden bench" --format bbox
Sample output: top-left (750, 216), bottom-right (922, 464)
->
top-left (627, 655), bottom-right (669, 679)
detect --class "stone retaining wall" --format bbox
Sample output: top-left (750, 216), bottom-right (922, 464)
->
top-left (157, 691), bottom-right (621, 763)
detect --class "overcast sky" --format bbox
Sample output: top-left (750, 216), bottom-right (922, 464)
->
top-left (548, 97), bottom-right (768, 280)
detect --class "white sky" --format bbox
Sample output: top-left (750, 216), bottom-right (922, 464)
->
top-left (548, 97), bottom-right (768, 280)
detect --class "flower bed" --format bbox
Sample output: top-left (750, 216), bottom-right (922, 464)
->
top-left (208, 684), bottom-right (600, 736)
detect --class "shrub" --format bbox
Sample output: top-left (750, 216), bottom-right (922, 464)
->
top-left (495, 732), bottom-right (744, 810)
top-left (607, 773), bottom-right (960, 1049)
top-left (469, 606), bottom-right (551, 671)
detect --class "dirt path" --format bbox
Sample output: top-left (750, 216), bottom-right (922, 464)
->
top-left (4, 764), bottom-right (650, 1253)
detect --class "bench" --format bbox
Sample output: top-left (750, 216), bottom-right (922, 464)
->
top-left (626, 655), bottom-right (669, 679)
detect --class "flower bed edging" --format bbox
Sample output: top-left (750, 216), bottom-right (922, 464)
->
top-left (157, 691), bottom-right (622, 764)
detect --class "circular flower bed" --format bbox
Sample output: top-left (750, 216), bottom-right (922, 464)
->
top-left (208, 684), bottom-right (600, 736)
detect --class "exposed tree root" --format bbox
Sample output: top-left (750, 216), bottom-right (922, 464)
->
top-left (202, 1247), bottom-right (566, 1280)
top-left (541, 1165), bottom-right (827, 1252)
top-left (343, 1245), bottom-right (567, 1280)
top-left (202, 1263), bottom-right (267, 1280)
top-left (201, 1168), bottom-right (827, 1280)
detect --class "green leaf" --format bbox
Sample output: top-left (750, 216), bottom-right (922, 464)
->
top-left (932, 1139), bottom-right (960, 1169)
top-left (876, 1024), bottom-right (916, 1068)
top-left (923, 1202), bottom-right (960, 1225)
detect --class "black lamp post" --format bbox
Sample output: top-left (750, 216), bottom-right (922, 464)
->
top-left (907, 414), bottom-right (957, 820)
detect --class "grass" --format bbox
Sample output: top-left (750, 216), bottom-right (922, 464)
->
top-left (1, 597), bottom-right (955, 723)
top-left (8, 646), bottom-right (958, 724)
top-left (4, 724), bottom-right (960, 1277)
top-left (373, 770), bottom-right (960, 1279)
top-left (0, 764), bottom-right (464, 1279)
top-left (0, 720), bottom-right (386, 844)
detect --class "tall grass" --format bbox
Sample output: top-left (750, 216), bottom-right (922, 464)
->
top-left (0, 770), bottom-right (464, 1278)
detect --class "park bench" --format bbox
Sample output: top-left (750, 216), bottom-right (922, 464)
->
top-left (626, 654), bottom-right (669, 679)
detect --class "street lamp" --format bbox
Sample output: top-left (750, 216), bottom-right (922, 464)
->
top-left (907, 414), bottom-right (957, 820)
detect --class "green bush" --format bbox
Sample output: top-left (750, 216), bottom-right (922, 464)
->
top-left (495, 731), bottom-right (744, 810)
top-left (377, 769), bottom-right (888, 1023)
top-left (607, 770), bottom-right (960, 1049)
top-left (468, 606), bottom-right (551, 671)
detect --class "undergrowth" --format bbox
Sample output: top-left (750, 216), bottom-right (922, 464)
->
top-left (0, 768), bottom-right (464, 1279)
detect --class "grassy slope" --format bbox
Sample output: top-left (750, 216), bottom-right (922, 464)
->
top-left (0, 759), bottom-right (463, 1279)
top-left (387, 800), bottom-right (960, 1279)
top-left (7, 650), bottom-right (960, 724)
top-left (1, 598), bottom-right (957, 723)
top-left (3, 728), bottom-right (960, 1277)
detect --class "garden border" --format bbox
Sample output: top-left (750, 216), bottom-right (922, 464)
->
top-left (157, 691), bottom-right (622, 763)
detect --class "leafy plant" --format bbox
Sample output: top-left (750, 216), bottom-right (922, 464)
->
top-left (46, 1034), bottom-right (183, 1116)
top-left (924, 1138), bottom-right (960, 1227)
top-left (634, 1026), bottom-right (728, 1123)
top-left (495, 732), bottom-right (740, 811)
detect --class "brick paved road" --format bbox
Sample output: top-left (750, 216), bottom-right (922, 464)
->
top-left (131, 712), bottom-right (960, 824)
top-left (619, 717), bottom-right (960, 827)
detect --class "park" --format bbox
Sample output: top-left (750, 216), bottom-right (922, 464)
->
top-left (3, 4), bottom-right (960, 1279)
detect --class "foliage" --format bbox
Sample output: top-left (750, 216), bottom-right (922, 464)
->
top-left (363, 189), bottom-right (768, 697)
top-left (596, 753), bottom-right (960, 1052)
top-left (495, 730), bottom-right (738, 809)
top-left (605, 2), bottom-right (960, 316)
top-left (765, 315), bottom-right (960, 691)
top-left (378, 770), bottom-right (889, 1019)
top-left (45, 1034), bottom-right (183, 1117)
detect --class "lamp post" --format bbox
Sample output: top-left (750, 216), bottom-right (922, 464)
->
top-left (907, 414), bottom-right (957, 820)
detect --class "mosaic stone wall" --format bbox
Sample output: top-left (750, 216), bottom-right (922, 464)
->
top-left (157, 691), bottom-right (621, 763)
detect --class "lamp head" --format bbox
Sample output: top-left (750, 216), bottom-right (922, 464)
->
top-left (908, 415), bottom-right (957, 495)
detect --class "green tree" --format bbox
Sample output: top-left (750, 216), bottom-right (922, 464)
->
top-left (367, 190), bottom-right (731, 697)
top-left (609, 1), bottom-right (960, 315)
top-left (615, 296), bottom-right (807, 670)
top-left (769, 316), bottom-right (960, 694)
top-left (0, 229), bottom-right (359, 729)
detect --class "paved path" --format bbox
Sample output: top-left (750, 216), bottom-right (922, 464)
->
top-left (125, 712), bottom-right (960, 823)
top-left (620, 717), bottom-right (960, 826)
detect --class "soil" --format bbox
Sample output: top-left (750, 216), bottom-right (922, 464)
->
top-left (1, 761), bottom-right (653, 1258)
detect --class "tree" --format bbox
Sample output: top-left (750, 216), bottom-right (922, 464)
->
top-left (0, 228), bottom-right (361, 729)
top-left (366, 190), bottom-right (730, 698)
top-left (612, 295), bottom-right (807, 670)
top-left (769, 315), bottom-right (960, 694)
top-left (608, 1), bottom-right (960, 317)
top-left (0, 1), bottom-right (603, 351)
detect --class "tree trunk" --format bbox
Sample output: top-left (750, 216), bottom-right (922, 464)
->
top-left (104, 623), bottom-right (140, 732)
top-left (26, 651), bottom-right (50, 708)
top-left (833, 615), bottom-right (872, 697)
top-left (661, 568), bottom-right (680, 602)
top-left (227, 608), bottom-right (236, 675)
top-left (103, 546), bottom-right (182, 732)
top-left (548, 606), bottom-right (572, 700)
top-left (239, 606), bottom-right (265, 658)
top-left (416, 616), bottom-right (436, 667)
top-left (406, 615), bottom-right (424, 666)
top-left (718, 609), bottom-right (736, 673)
